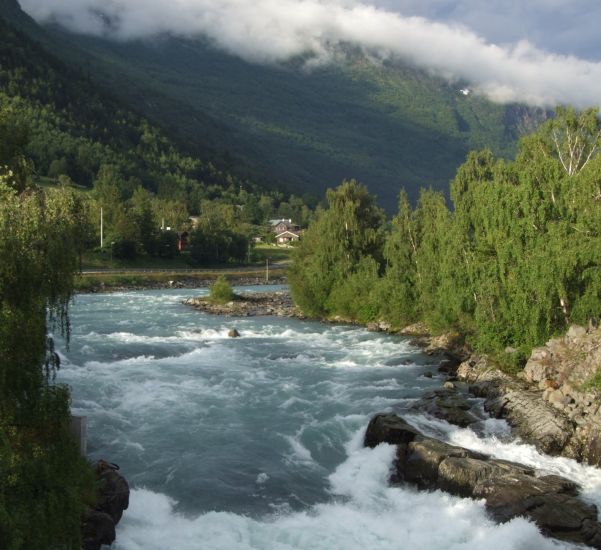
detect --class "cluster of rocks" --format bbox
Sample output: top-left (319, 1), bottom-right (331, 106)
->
top-left (183, 291), bottom-right (298, 318)
top-left (454, 326), bottom-right (601, 466)
top-left (82, 460), bottom-right (130, 550)
top-left (364, 413), bottom-right (601, 548)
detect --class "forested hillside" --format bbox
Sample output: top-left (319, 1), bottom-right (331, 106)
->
top-left (0, 12), bottom-right (315, 264)
top-left (290, 108), bottom-right (601, 363)
top-left (3, 0), bottom-right (549, 207)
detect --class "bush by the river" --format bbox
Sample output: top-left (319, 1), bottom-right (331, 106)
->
top-left (209, 276), bottom-right (235, 304)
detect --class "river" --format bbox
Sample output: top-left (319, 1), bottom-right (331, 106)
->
top-left (56, 287), bottom-right (601, 549)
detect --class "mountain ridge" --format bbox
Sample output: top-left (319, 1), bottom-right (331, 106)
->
top-left (2, 0), bottom-right (549, 206)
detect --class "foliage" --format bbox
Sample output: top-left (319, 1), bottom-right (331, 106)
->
top-left (291, 108), bottom-right (601, 357)
top-left (289, 180), bottom-right (384, 319)
top-left (209, 276), bottom-right (235, 304)
top-left (0, 177), bottom-right (95, 548)
top-left (584, 368), bottom-right (601, 392)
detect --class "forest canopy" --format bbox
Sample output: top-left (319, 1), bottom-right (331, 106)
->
top-left (290, 107), bottom-right (601, 359)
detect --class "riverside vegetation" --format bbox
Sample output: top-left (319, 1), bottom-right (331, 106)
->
top-left (290, 107), bottom-right (601, 373)
top-left (0, 170), bottom-right (96, 548)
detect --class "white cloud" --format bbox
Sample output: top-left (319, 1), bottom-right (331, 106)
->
top-left (19, 0), bottom-right (601, 108)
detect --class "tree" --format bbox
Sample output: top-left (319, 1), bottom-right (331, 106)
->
top-left (379, 190), bottom-right (419, 326)
top-left (0, 107), bottom-right (32, 192)
top-left (532, 106), bottom-right (601, 177)
top-left (289, 180), bottom-right (385, 319)
top-left (0, 180), bottom-right (94, 548)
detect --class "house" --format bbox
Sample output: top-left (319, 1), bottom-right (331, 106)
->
top-left (275, 230), bottom-right (300, 245)
top-left (269, 218), bottom-right (300, 234)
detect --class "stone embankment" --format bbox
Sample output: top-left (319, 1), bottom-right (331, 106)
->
top-left (456, 325), bottom-right (601, 466)
top-left (183, 291), bottom-right (298, 318)
top-left (365, 413), bottom-right (601, 548)
top-left (82, 460), bottom-right (130, 550)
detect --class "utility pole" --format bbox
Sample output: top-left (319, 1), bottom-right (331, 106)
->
top-left (100, 207), bottom-right (104, 248)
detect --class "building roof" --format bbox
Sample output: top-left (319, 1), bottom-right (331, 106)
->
top-left (275, 230), bottom-right (300, 239)
top-left (270, 218), bottom-right (294, 226)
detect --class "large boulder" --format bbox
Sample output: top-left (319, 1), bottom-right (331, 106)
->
top-left (82, 460), bottom-right (130, 550)
top-left (95, 460), bottom-right (130, 523)
top-left (82, 510), bottom-right (116, 550)
top-left (364, 413), bottom-right (601, 548)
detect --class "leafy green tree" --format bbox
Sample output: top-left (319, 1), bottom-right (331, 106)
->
top-left (379, 190), bottom-right (419, 326)
top-left (0, 179), bottom-right (94, 549)
top-left (289, 180), bottom-right (384, 319)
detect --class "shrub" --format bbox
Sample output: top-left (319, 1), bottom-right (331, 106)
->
top-left (209, 276), bottom-right (234, 303)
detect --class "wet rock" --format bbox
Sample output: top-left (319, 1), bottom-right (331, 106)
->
top-left (228, 328), bottom-right (241, 338)
top-left (410, 389), bottom-right (479, 428)
top-left (184, 291), bottom-right (296, 318)
top-left (443, 381), bottom-right (455, 390)
top-left (422, 372), bottom-right (433, 378)
top-left (384, 357), bottom-right (414, 366)
top-left (364, 414), bottom-right (420, 449)
top-left (458, 357), bottom-right (573, 455)
top-left (83, 460), bottom-right (129, 550)
top-left (95, 460), bottom-right (130, 524)
top-left (82, 510), bottom-right (115, 550)
top-left (365, 413), bottom-right (601, 548)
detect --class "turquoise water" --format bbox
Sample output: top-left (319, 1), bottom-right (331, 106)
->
top-left (56, 287), bottom-right (601, 549)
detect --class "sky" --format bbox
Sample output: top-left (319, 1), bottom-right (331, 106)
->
top-left (19, 0), bottom-right (601, 108)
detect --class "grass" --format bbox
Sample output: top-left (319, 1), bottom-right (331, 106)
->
top-left (74, 268), bottom-right (286, 291)
top-left (583, 369), bottom-right (601, 391)
top-left (252, 243), bottom-right (294, 263)
top-left (82, 245), bottom-right (293, 271)
top-left (81, 250), bottom-right (193, 270)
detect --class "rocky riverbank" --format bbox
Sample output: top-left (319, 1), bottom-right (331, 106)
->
top-left (455, 326), bottom-right (601, 467)
top-left (364, 413), bottom-right (601, 548)
top-left (183, 290), bottom-right (299, 317)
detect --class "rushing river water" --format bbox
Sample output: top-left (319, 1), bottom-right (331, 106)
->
top-left (56, 287), bottom-right (601, 550)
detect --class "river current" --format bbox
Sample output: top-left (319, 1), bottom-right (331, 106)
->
top-left (56, 287), bottom-right (601, 549)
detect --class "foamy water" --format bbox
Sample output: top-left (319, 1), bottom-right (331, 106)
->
top-left (56, 287), bottom-right (600, 549)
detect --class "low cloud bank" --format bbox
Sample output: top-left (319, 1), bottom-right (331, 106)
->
top-left (20, 0), bottom-right (601, 108)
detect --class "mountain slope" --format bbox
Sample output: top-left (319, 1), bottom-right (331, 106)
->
top-left (3, 0), bottom-right (548, 206)
top-left (0, 7), bottom-right (287, 211)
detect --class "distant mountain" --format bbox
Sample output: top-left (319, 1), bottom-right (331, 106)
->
top-left (2, 0), bottom-right (549, 207)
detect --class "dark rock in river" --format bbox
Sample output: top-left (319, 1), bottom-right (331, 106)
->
top-left (364, 413), bottom-right (601, 548)
top-left (95, 460), bottom-right (130, 524)
top-left (83, 460), bottom-right (130, 550)
top-left (228, 328), bottom-right (241, 338)
top-left (410, 389), bottom-right (479, 427)
top-left (82, 510), bottom-right (116, 550)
